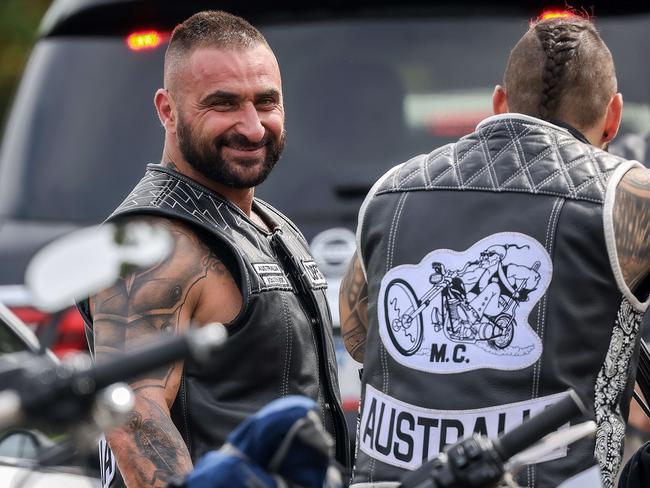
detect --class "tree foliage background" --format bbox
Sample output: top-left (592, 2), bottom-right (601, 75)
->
top-left (0, 0), bottom-right (52, 123)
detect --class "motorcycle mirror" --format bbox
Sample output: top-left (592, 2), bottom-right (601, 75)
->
top-left (25, 222), bottom-right (173, 312)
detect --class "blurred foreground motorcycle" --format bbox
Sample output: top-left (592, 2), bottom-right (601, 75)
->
top-left (0, 222), bottom-right (226, 487)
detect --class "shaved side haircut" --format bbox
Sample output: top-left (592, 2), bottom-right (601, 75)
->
top-left (504, 16), bottom-right (617, 130)
top-left (164, 10), bottom-right (270, 92)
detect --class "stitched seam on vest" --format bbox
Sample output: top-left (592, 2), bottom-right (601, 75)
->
top-left (428, 155), bottom-right (456, 186)
top-left (506, 118), bottom-right (536, 191)
top-left (470, 125), bottom-right (528, 171)
top-left (594, 299), bottom-right (643, 487)
top-left (152, 166), bottom-right (271, 234)
top-left (386, 193), bottom-right (409, 273)
top-left (551, 130), bottom-right (578, 197)
top-left (398, 150), bottom-right (450, 189)
top-left (468, 123), bottom-right (498, 188)
top-left (423, 152), bottom-right (433, 189)
top-left (280, 294), bottom-right (292, 396)
top-left (530, 196), bottom-right (564, 488)
top-left (375, 186), bottom-right (606, 204)
top-left (484, 121), bottom-right (500, 187)
top-left (452, 140), bottom-right (463, 187)
top-left (375, 192), bottom-right (408, 484)
top-left (180, 374), bottom-right (192, 456)
top-left (532, 197), bottom-right (564, 403)
top-left (358, 164), bottom-right (406, 280)
top-left (499, 146), bottom-right (554, 188)
top-left (583, 149), bottom-right (609, 197)
top-left (532, 152), bottom-right (606, 194)
top-left (397, 164), bottom-right (423, 189)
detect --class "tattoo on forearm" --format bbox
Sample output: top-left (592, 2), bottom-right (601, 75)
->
top-left (340, 255), bottom-right (369, 362)
top-left (124, 397), bottom-right (191, 486)
top-left (614, 168), bottom-right (650, 290)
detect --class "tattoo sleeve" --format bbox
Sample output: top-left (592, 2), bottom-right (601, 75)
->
top-left (339, 252), bottom-right (369, 363)
top-left (614, 167), bottom-right (650, 291)
top-left (92, 219), bottom-right (226, 487)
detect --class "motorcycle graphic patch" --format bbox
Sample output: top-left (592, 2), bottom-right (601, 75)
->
top-left (379, 232), bottom-right (552, 373)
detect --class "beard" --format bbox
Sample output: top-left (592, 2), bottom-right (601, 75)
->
top-left (176, 116), bottom-right (285, 189)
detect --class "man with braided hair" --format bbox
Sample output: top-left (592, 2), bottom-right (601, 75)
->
top-left (340, 14), bottom-right (650, 488)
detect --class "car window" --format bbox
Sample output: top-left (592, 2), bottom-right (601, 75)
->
top-left (1, 16), bottom-right (649, 225)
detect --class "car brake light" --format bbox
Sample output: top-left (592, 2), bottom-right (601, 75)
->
top-left (539, 10), bottom-right (576, 21)
top-left (126, 30), bottom-right (164, 51)
top-left (51, 308), bottom-right (88, 358)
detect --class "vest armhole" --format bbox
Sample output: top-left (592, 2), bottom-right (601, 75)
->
top-left (196, 228), bottom-right (251, 333)
top-left (603, 160), bottom-right (650, 312)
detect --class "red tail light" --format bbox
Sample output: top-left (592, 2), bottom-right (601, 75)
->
top-left (540, 10), bottom-right (575, 20)
top-left (126, 30), bottom-right (165, 51)
top-left (10, 306), bottom-right (88, 358)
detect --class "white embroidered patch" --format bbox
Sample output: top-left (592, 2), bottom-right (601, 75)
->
top-left (378, 232), bottom-right (552, 373)
top-left (98, 434), bottom-right (116, 488)
top-left (359, 385), bottom-right (569, 470)
top-left (252, 262), bottom-right (290, 288)
top-left (253, 263), bottom-right (283, 275)
top-left (302, 260), bottom-right (328, 288)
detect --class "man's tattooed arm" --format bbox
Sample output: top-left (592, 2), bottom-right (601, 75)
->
top-left (339, 252), bottom-right (369, 363)
top-left (614, 167), bottom-right (650, 291)
top-left (92, 218), bottom-right (227, 487)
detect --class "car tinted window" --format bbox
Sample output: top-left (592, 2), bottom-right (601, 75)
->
top-left (1, 16), bottom-right (649, 224)
top-left (0, 38), bottom-right (164, 222)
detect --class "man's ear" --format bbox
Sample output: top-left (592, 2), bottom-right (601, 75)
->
top-left (492, 85), bottom-right (509, 115)
top-left (602, 93), bottom-right (623, 145)
top-left (154, 89), bottom-right (177, 134)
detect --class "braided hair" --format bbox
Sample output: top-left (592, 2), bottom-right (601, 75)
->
top-left (503, 16), bottom-right (617, 130)
top-left (535, 21), bottom-right (583, 121)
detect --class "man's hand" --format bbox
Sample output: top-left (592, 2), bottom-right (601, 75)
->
top-left (92, 217), bottom-right (239, 487)
top-left (339, 252), bottom-right (369, 363)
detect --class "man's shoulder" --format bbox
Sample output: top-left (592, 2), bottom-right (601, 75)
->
top-left (371, 145), bottom-right (454, 195)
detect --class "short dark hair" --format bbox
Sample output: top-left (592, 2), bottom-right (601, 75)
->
top-left (164, 10), bottom-right (269, 90)
top-left (504, 16), bottom-right (617, 130)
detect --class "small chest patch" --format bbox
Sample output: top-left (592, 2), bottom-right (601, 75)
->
top-left (378, 232), bottom-right (552, 373)
top-left (302, 260), bottom-right (328, 288)
top-left (98, 435), bottom-right (116, 488)
top-left (252, 262), bottom-right (290, 288)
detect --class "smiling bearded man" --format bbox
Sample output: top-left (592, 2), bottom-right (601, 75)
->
top-left (77, 10), bottom-right (349, 488)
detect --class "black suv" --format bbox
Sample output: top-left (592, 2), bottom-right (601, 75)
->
top-left (1, 0), bottom-right (650, 414)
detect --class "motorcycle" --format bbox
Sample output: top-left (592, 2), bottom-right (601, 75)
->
top-left (385, 261), bottom-right (540, 356)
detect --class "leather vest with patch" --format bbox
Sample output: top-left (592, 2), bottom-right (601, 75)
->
top-left (83, 164), bottom-right (350, 469)
top-left (353, 114), bottom-right (648, 488)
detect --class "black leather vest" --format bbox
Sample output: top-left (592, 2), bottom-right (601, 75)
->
top-left (83, 164), bottom-right (350, 470)
top-left (352, 115), bottom-right (648, 488)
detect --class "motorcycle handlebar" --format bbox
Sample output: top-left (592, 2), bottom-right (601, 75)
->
top-left (0, 323), bottom-right (227, 429)
top-left (399, 390), bottom-right (589, 488)
top-left (87, 323), bottom-right (226, 391)
top-left (493, 390), bottom-right (588, 462)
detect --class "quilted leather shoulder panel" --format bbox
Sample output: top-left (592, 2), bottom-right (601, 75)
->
top-left (379, 116), bottom-right (627, 203)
